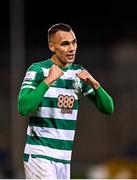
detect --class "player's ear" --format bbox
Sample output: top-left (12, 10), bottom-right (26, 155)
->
top-left (48, 42), bottom-right (55, 53)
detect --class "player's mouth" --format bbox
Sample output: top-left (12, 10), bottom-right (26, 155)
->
top-left (66, 54), bottom-right (75, 60)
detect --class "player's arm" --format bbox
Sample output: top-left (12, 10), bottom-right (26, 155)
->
top-left (18, 82), bottom-right (49, 116)
top-left (87, 86), bottom-right (114, 115)
top-left (18, 64), bottom-right (63, 116)
top-left (76, 70), bottom-right (114, 115)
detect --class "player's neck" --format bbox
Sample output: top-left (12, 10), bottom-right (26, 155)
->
top-left (51, 55), bottom-right (69, 68)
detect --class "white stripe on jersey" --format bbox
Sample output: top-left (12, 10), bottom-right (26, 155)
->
top-left (22, 81), bottom-right (33, 85)
top-left (27, 126), bottom-right (75, 141)
top-left (42, 67), bottom-right (81, 80)
top-left (62, 70), bottom-right (81, 80)
top-left (83, 88), bottom-right (94, 96)
top-left (24, 144), bottom-right (72, 161)
top-left (21, 85), bottom-right (36, 90)
top-left (44, 87), bottom-right (78, 100)
top-left (31, 107), bottom-right (78, 120)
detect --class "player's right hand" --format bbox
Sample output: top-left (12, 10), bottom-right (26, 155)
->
top-left (44, 64), bottom-right (64, 86)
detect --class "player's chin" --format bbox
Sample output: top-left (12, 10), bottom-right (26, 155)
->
top-left (66, 57), bottom-right (75, 63)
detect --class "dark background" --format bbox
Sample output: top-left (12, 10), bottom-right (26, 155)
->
top-left (0, 1), bottom-right (137, 178)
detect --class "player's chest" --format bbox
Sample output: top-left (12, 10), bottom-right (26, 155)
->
top-left (42, 67), bottom-right (82, 93)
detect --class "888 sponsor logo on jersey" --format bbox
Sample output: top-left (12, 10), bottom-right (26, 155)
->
top-left (57, 94), bottom-right (75, 114)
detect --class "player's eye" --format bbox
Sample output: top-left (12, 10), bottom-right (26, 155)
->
top-left (72, 39), bottom-right (77, 44)
top-left (61, 41), bottom-right (70, 46)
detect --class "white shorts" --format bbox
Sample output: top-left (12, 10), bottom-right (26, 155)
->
top-left (24, 155), bottom-right (70, 179)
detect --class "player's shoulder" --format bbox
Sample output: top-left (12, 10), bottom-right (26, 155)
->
top-left (27, 59), bottom-right (52, 71)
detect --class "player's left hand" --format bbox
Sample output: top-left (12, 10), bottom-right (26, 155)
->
top-left (76, 70), bottom-right (100, 90)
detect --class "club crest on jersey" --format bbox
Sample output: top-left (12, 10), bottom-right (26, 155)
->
top-left (57, 94), bottom-right (75, 114)
top-left (72, 76), bottom-right (82, 93)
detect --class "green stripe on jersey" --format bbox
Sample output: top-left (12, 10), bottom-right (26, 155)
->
top-left (26, 135), bottom-right (73, 150)
top-left (30, 117), bottom-right (77, 130)
top-left (23, 153), bottom-right (29, 162)
top-left (22, 79), bottom-right (75, 90)
top-left (23, 153), bottom-right (71, 164)
top-left (51, 79), bottom-right (75, 89)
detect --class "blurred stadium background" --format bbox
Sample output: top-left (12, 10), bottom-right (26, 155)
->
top-left (0, 0), bottom-right (137, 178)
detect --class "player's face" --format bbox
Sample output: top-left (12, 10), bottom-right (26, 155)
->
top-left (49, 30), bottom-right (77, 67)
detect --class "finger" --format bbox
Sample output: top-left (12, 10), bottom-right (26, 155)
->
top-left (76, 71), bottom-right (87, 78)
top-left (77, 74), bottom-right (88, 81)
top-left (81, 74), bottom-right (88, 80)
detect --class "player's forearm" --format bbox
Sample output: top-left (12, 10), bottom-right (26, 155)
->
top-left (18, 82), bottom-right (49, 116)
top-left (95, 86), bottom-right (114, 114)
top-left (87, 86), bottom-right (114, 114)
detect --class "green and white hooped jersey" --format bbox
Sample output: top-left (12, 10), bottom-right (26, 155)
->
top-left (22, 59), bottom-right (93, 164)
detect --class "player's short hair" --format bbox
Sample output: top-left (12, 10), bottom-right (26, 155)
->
top-left (48, 23), bottom-right (72, 42)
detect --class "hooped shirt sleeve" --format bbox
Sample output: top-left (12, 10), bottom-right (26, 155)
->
top-left (18, 63), bottom-right (49, 116)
